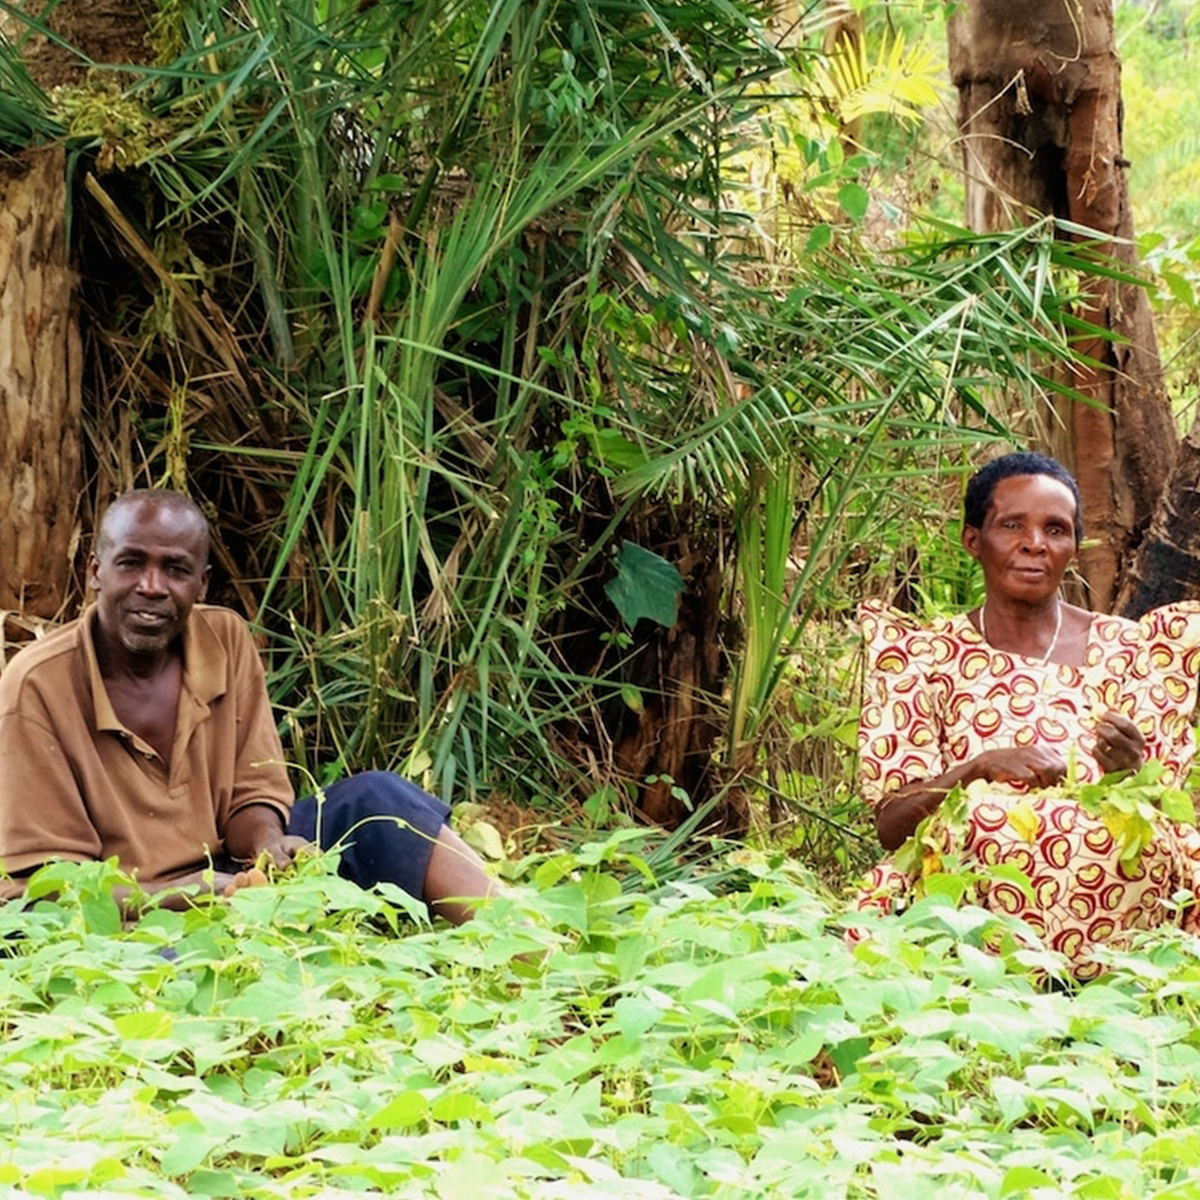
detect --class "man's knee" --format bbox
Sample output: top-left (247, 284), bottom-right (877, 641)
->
top-left (326, 769), bottom-right (391, 798)
top-left (323, 770), bottom-right (449, 827)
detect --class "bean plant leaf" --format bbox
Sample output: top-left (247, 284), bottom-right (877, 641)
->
top-left (462, 820), bottom-right (505, 861)
top-left (604, 541), bottom-right (684, 629)
top-left (838, 182), bottom-right (870, 221)
top-left (806, 223), bottom-right (832, 253)
top-left (7, 847), bottom-right (1200, 1195)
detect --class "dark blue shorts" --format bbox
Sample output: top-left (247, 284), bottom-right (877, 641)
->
top-left (285, 771), bottom-right (451, 901)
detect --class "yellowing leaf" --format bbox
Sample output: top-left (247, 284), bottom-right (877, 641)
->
top-left (462, 820), bottom-right (505, 861)
top-left (1005, 799), bottom-right (1041, 844)
top-left (1100, 807), bottom-right (1157, 866)
top-left (813, 31), bottom-right (943, 127)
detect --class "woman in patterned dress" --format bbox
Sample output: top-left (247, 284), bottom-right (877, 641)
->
top-left (857, 452), bottom-right (1200, 977)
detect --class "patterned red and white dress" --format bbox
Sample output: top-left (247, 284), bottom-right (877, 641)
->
top-left (857, 599), bottom-right (1200, 977)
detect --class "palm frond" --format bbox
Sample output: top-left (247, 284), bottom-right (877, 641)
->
top-left (813, 29), bottom-right (943, 125)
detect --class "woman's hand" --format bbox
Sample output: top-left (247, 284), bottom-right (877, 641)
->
top-left (1093, 711), bottom-right (1145, 775)
top-left (875, 744), bottom-right (1067, 851)
top-left (976, 745), bottom-right (1068, 789)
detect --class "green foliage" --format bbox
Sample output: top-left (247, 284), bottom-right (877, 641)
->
top-left (1116, 0), bottom-right (1200, 413)
top-left (0, 0), bottom-right (1136, 833)
top-left (604, 541), bottom-right (685, 630)
top-left (893, 763), bottom-right (1197, 904)
top-left (659, 215), bottom-right (1124, 781)
top-left (1073, 760), bottom-right (1196, 866)
top-left (8, 856), bottom-right (1200, 1195)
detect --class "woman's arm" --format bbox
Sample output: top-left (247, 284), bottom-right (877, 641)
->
top-left (875, 745), bottom-right (1071, 851)
top-left (877, 709), bottom-right (1145, 851)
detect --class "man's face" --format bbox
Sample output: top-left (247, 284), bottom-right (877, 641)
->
top-left (88, 500), bottom-right (211, 660)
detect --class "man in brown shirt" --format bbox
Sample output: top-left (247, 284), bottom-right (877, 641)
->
top-left (0, 490), bottom-right (494, 921)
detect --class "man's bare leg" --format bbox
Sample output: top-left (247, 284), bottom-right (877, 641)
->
top-left (423, 824), bottom-right (500, 924)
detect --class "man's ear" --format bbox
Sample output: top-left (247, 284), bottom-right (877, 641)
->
top-left (86, 554), bottom-right (101, 592)
top-left (961, 525), bottom-right (980, 559)
top-left (198, 565), bottom-right (211, 603)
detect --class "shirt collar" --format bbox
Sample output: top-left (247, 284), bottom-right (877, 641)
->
top-left (81, 605), bottom-right (230, 733)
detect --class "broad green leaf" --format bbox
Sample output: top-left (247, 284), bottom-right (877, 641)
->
top-left (828, 1036), bottom-right (870, 1079)
top-left (838, 182), bottom-right (870, 221)
top-left (535, 882), bottom-right (589, 933)
top-left (591, 428), bottom-right (647, 470)
top-left (986, 862), bottom-right (1036, 903)
top-left (1074, 1175), bottom-right (1127, 1199)
top-left (1161, 788), bottom-right (1195, 823)
top-left (1163, 269), bottom-right (1195, 308)
top-left (370, 1091), bottom-right (429, 1131)
top-left (1000, 1166), bottom-right (1057, 1194)
top-left (613, 995), bottom-right (665, 1038)
top-left (113, 1011), bottom-right (175, 1041)
top-left (462, 820), bottom-right (505, 861)
top-left (603, 541), bottom-right (684, 629)
top-left (806, 223), bottom-right (832, 254)
top-left (161, 1131), bottom-right (219, 1176)
top-left (431, 1092), bottom-right (494, 1124)
top-left (24, 1167), bottom-right (87, 1191)
top-left (188, 1170), bottom-right (247, 1196)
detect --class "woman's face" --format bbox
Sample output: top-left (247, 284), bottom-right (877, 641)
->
top-left (961, 473), bottom-right (1078, 602)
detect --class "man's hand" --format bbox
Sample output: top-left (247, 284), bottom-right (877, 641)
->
top-left (221, 865), bottom-right (270, 897)
top-left (221, 836), bottom-right (313, 896)
top-left (223, 803), bottom-right (311, 867)
top-left (252, 833), bottom-right (313, 869)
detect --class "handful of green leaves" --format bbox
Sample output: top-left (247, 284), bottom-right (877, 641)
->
top-left (1065, 758), bottom-right (1195, 866)
top-left (892, 759), bottom-right (1196, 889)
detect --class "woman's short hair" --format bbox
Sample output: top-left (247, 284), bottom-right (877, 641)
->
top-left (963, 452), bottom-right (1083, 545)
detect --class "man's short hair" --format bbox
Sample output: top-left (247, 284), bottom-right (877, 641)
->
top-left (96, 490), bottom-right (211, 565)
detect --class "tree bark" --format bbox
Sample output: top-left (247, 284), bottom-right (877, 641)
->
top-left (0, 1), bottom-right (155, 630)
top-left (947, 0), bottom-right (1177, 612)
top-left (612, 551), bottom-right (733, 830)
top-left (0, 149), bottom-right (82, 619)
top-left (17, 0), bottom-right (156, 90)
top-left (1115, 417), bottom-right (1200, 616)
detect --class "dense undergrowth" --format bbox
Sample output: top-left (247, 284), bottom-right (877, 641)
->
top-left (7, 845), bottom-right (1200, 1198)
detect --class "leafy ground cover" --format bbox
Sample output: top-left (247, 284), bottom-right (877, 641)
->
top-left (5, 841), bottom-right (1200, 1198)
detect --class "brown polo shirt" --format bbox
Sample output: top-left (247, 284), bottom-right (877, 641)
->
top-left (0, 604), bottom-right (293, 895)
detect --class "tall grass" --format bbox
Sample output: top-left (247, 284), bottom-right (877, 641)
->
top-left (0, 1), bottom-right (1118, 835)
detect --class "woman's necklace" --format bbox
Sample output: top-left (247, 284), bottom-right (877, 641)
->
top-left (980, 599), bottom-right (1063, 666)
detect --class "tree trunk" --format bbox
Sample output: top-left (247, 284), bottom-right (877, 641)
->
top-left (0, 1), bottom-right (155, 630)
top-left (612, 550), bottom-right (736, 830)
top-left (17, 0), bottom-right (155, 90)
top-left (947, 0), bottom-right (1176, 612)
top-left (0, 149), bottom-right (82, 619)
top-left (1115, 416), bottom-right (1200, 617)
